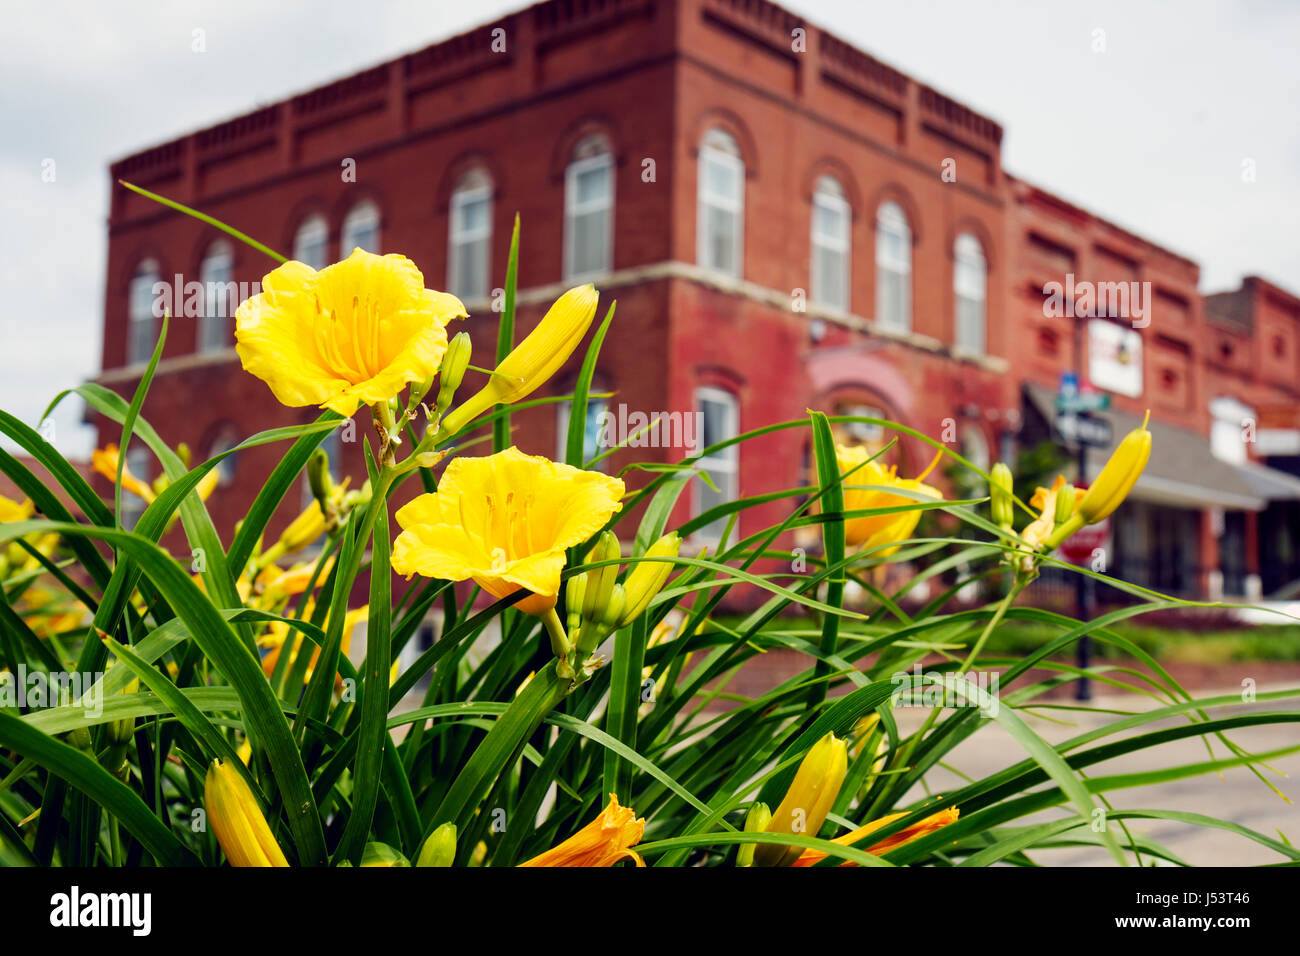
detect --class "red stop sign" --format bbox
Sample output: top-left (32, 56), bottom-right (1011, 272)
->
top-left (1060, 519), bottom-right (1109, 566)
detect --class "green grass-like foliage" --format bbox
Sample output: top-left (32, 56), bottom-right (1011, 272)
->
top-left (0, 189), bottom-right (1296, 868)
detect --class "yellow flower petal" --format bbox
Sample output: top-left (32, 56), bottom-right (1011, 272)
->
top-left (392, 447), bottom-right (624, 614)
top-left (235, 249), bottom-right (466, 416)
top-left (518, 794), bottom-right (645, 867)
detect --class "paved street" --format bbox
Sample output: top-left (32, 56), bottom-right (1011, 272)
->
top-left (892, 684), bottom-right (1300, 866)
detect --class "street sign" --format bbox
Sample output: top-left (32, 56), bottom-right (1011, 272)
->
top-left (1055, 411), bottom-right (1113, 447)
top-left (1060, 519), bottom-right (1109, 566)
top-left (1056, 391), bottom-right (1110, 414)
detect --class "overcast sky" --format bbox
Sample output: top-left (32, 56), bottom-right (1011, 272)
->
top-left (2, 0), bottom-right (1297, 459)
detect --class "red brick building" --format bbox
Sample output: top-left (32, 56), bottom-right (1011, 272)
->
top-left (93, 0), bottom-right (1300, 601)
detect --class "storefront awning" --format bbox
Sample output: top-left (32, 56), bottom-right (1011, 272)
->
top-left (1022, 385), bottom-right (1300, 512)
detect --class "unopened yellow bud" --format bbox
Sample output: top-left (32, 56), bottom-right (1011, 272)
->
top-left (618, 532), bottom-right (680, 626)
top-left (441, 285), bottom-right (599, 434)
top-left (737, 802), bottom-right (771, 868)
top-left (416, 822), bottom-right (457, 867)
top-left (278, 501), bottom-right (328, 554)
top-left (755, 732), bottom-right (848, 867)
top-left (1078, 412), bottom-right (1151, 523)
top-left (204, 758), bottom-right (288, 867)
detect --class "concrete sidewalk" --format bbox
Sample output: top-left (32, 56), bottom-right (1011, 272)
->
top-left (892, 683), bottom-right (1300, 866)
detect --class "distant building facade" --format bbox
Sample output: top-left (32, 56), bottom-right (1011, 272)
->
top-left (93, 0), bottom-right (1300, 602)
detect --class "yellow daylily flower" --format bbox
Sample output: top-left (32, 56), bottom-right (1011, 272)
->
top-left (204, 758), bottom-right (289, 867)
top-left (0, 496), bottom-right (59, 581)
top-left (754, 732), bottom-right (849, 867)
top-left (835, 444), bottom-right (942, 557)
top-left (18, 587), bottom-right (87, 638)
top-left (440, 285), bottom-right (599, 434)
top-left (91, 445), bottom-right (156, 503)
top-left (234, 248), bottom-right (467, 417)
top-left (391, 447), bottom-right (625, 616)
top-left (518, 794), bottom-right (645, 867)
top-left (259, 603), bottom-right (368, 690)
top-left (790, 806), bottom-right (960, 867)
top-left (259, 557), bottom-right (335, 603)
top-left (0, 494), bottom-right (34, 523)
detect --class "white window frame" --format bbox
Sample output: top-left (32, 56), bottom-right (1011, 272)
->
top-left (563, 151), bottom-right (614, 281)
top-left (811, 179), bottom-right (851, 311)
top-left (875, 201), bottom-right (912, 333)
top-left (127, 260), bottom-right (159, 366)
top-left (447, 180), bottom-right (493, 301)
top-left (954, 233), bottom-right (987, 355)
top-left (293, 214), bottom-right (329, 270)
top-left (340, 201), bottom-right (380, 257)
top-left (691, 386), bottom-right (740, 543)
top-left (198, 241), bottom-right (234, 354)
top-left (696, 142), bottom-right (745, 278)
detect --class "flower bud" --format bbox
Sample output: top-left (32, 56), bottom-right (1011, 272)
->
top-left (204, 758), bottom-right (289, 867)
top-left (440, 285), bottom-right (599, 434)
top-left (1078, 412), bottom-right (1151, 524)
top-left (581, 532), bottom-right (620, 623)
top-left (598, 584), bottom-right (627, 631)
top-left (618, 532), bottom-right (680, 626)
top-left (1053, 481), bottom-right (1077, 526)
top-left (989, 462), bottom-right (1014, 529)
top-left (278, 501), bottom-right (328, 554)
top-left (754, 732), bottom-right (848, 867)
top-left (566, 572), bottom-right (587, 637)
top-left (435, 331), bottom-right (473, 415)
top-left (416, 822), bottom-right (457, 867)
top-left (737, 802), bottom-right (771, 868)
top-left (306, 448), bottom-right (335, 506)
top-left (360, 841), bottom-right (411, 867)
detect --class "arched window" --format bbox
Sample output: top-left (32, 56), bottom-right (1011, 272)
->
top-left (697, 128), bottom-right (744, 277)
top-left (564, 133), bottom-right (613, 280)
top-left (954, 233), bottom-right (987, 354)
top-left (340, 200), bottom-right (380, 257)
top-left (293, 214), bottom-right (329, 270)
top-left (127, 258), bottom-right (160, 365)
top-left (692, 386), bottom-right (740, 543)
top-left (448, 168), bottom-right (493, 300)
top-left (811, 175), bottom-right (850, 310)
top-left (198, 240), bottom-right (234, 353)
top-left (875, 201), bottom-right (911, 332)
